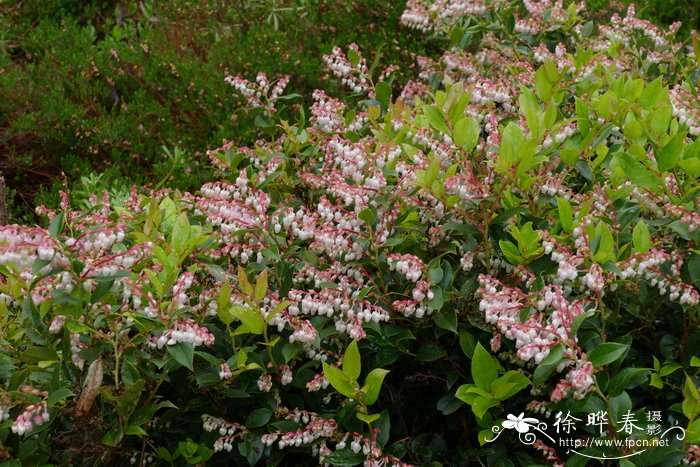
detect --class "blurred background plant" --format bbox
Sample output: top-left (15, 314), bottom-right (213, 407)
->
top-left (0, 0), bottom-right (427, 223)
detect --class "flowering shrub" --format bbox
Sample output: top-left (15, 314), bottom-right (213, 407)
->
top-left (0, 1), bottom-right (699, 465)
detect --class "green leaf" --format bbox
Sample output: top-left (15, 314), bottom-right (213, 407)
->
top-left (490, 371), bottom-right (530, 400)
top-left (678, 157), bottom-right (700, 177)
top-left (375, 81), bottom-right (392, 107)
top-left (632, 219), bottom-right (651, 254)
top-left (535, 65), bottom-right (553, 101)
top-left (230, 306), bottom-right (265, 335)
top-left (416, 344), bottom-right (446, 362)
top-left (437, 394), bottom-right (463, 415)
top-left (557, 197), bottom-right (573, 233)
top-left (533, 345), bottom-right (565, 385)
top-left (246, 408), bottom-right (273, 429)
top-left (639, 77), bottom-right (666, 108)
top-left (497, 122), bottom-right (525, 171)
top-left (519, 87), bottom-right (540, 137)
top-left (217, 282), bottom-right (233, 326)
top-left (362, 368), bottom-right (390, 405)
top-left (323, 362), bottom-right (358, 399)
top-left (47, 387), bottom-right (74, 406)
top-left (453, 116), bottom-right (480, 152)
top-left (687, 418), bottom-right (700, 444)
top-left (471, 395), bottom-right (500, 419)
top-left (499, 240), bottom-right (524, 265)
top-left (657, 131), bottom-right (686, 172)
top-left (459, 330), bottom-right (477, 358)
top-left (560, 147), bottom-right (579, 166)
top-left (356, 412), bottom-right (381, 424)
top-left (325, 450), bottom-right (366, 467)
top-left (433, 309), bottom-right (457, 333)
top-left (254, 269), bottom-right (268, 301)
top-left (347, 48), bottom-right (360, 67)
top-left (683, 377), bottom-right (700, 419)
top-left (423, 105), bottom-right (451, 134)
top-left (587, 342), bottom-right (629, 367)
top-left (20, 346), bottom-right (59, 363)
top-left (427, 262), bottom-right (444, 284)
top-left (49, 212), bottom-right (64, 238)
top-left (125, 425), bottom-right (148, 436)
top-left (576, 98), bottom-right (590, 137)
top-left (102, 425), bottom-right (124, 447)
top-left (570, 311), bottom-right (592, 339)
top-left (166, 343), bottom-right (195, 371)
top-left (237, 266), bottom-right (254, 296)
top-left (171, 212), bottom-right (191, 254)
top-left (343, 340), bottom-right (361, 382)
top-left (471, 342), bottom-right (499, 392)
top-left (608, 368), bottom-right (649, 396)
top-left (592, 221), bottom-right (615, 264)
top-left (478, 428), bottom-right (496, 446)
top-left (614, 152), bottom-right (660, 191)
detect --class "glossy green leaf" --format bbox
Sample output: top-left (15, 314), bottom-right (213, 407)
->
top-left (587, 342), bottom-right (629, 367)
top-left (167, 343), bottom-right (195, 371)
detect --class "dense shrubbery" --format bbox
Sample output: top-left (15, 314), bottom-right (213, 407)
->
top-left (1, 0), bottom-right (700, 466)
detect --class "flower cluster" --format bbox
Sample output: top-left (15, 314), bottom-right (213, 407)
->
top-left (202, 415), bottom-right (246, 453)
top-left (322, 44), bottom-right (372, 95)
top-left (333, 431), bottom-right (411, 467)
top-left (11, 401), bottom-right (50, 436)
top-left (225, 72), bottom-right (290, 113)
top-left (152, 320), bottom-right (215, 349)
top-left (478, 276), bottom-right (594, 399)
top-left (261, 408), bottom-right (338, 450)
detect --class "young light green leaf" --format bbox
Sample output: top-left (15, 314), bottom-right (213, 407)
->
top-left (254, 269), bottom-right (268, 301)
top-left (267, 300), bottom-right (292, 323)
top-left (657, 132), bottom-right (686, 172)
top-left (471, 342), bottom-right (499, 392)
top-left (490, 371), bottom-right (530, 400)
top-left (499, 240), bottom-right (524, 265)
top-left (322, 362), bottom-right (358, 399)
top-left (535, 65), bottom-right (553, 101)
top-left (217, 281), bottom-right (233, 326)
top-left (423, 105), bottom-right (451, 134)
top-left (557, 197), bottom-right (573, 233)
top-left (519, 87), bottom-right (540, 137)
top-left (237, 266), bottom-right (254, 296)
top-left (362, 368), bottom-right (389, 405)
top-left (230, 305), bottom-right (265, 335)
top-left (343, 340), bottom-right (361, 382)
top-left (356, 412), bottom-right (381, 424)
top-left (453, 116), bottom-right (480, 152)
top-left (171, 212), bottom-right (191, 254)
top-left (632, 219), bottom-right (651, 254)
top-left (592, 221), bottom-right (615, 264)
